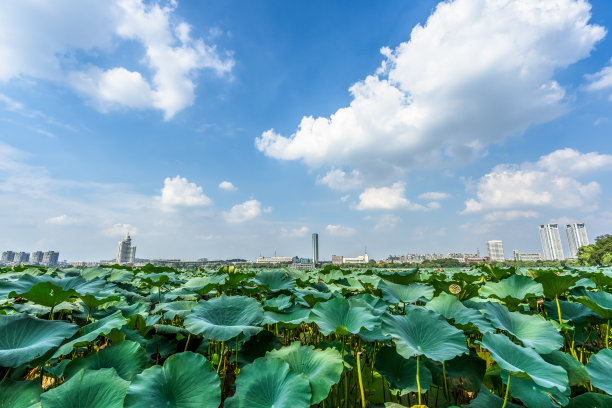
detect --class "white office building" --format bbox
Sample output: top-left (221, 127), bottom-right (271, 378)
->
top-left (539, 224), bottom-right (565, 260)
top-left (486, 240), bottom-right (505, 262)
top-left (566, 223), bottom-right (589, 258)
top-left (343, 252), bottom-right (369, 264)
top-left (116, 233), bottom-right (136, 265)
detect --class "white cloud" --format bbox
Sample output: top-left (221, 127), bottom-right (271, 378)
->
top-left (340, 195), bottom-right (350, 203)
top-left (0, 0), bottom-right (234, 119)
top-left (224, 200), bottom-right (262, 223)
top-left (464, 149), bottom-right (612, 213)
top-left (263, 206), bottom-right (273, 214)
top-left (325, 224), bottom-right (357, 237)
top-left (281, 226), bottom-right (309, 238)
top-left (159, 175), bottom-right (212, 209)
top-left (483, 210), bottom-right (538, 222)
top-left (46, 215), bottom-right (78, 225)
top-left (218, 181), bottom-right (238, 191)
top-left (419, 191), bottom-right (450, 200)
top-left (373, 214), bottom-right (401, 232)
top-left (356, 182), bottom-right (426, 211)
top-left (585, 58), bottom-right (612, 99)
top-left (255, 0), bottom-right (604, 177)
top-left (102, 223), bottom-right (137, 237)
top-left (317, 168), bottom-right (363, 191)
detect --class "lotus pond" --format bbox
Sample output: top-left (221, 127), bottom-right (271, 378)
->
top-left (1, 263), bottom-right (612, 408)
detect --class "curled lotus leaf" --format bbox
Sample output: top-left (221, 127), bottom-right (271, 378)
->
top-left (151, 301), bottom-right (197, 319)
top-left (183, 295), bottom-right (263, 341)
top-left (566, 393), bottom-right (612, 408)
top-left (425, 292), bottom-right (494, 333)
top-left (528, 270), bottom-right (579, 298)
top-left (309, 296), bottom-right (379, 336)
top-left (378, 280), bottom-right (434, 305)
top-left (501, 370), bottom-right (569, 408)
top-left (64, 340), bottom-right (148, 381)
top-left (585, 348), bottom-right (612, 394)
top-left (252, 270), bottom-right (296, 292)
top-left (479, 275), bottom-right (543, 303)
top-left (573, 288), bottom-right (612, 319)
top-left (0, 313), bottom-right (78, 367)
top-left (382, 307), bottom-right (467, 362)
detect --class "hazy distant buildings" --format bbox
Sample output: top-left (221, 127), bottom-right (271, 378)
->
top-left (342, 251), bottom-right (369, 264)
top-left (30, 251), bottom-right (44, 264)
top-left (486, 240), bottom-right (505, 262)
top-left (1, 250), bottom-right (56, 265)
top-left (14, 252), bottom-right (30, 264)
top-left (256, 256), bottom-right (294, 264)
top-left (539, 224), bottom-right (564, 260)
top-left (513, 250), bottom-right (543, 262)
top-left (312, 233), bottom-right (319, 265)
top-left (566, 223), bottom-right (589, 258)
top-left (1, 251), bottom-right (15, 263)
top-left (116, 233), bottom-right (136, 265)
top-left (42, 251), bottom-right (59, 266)
top-left (332, 255), bottom-right (344, 265)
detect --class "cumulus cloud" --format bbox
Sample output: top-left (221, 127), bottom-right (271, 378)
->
top-left (281, 226), bottom-right (309, 238)
top-left (224, 200), bottom-right (262, 223)
top-left (218, 181), bottom-right (238, 191)
top-left (0, 0), bottom-right (234, 119)
top-left (585, 58), bottom-right (612, 99)
top-left (317, 168), bottom-right (363, 191)
top-left (256, 0), bottom-right (604, 177)
top-left (419, 191), bottom-right (450, 200)
top-left (464, 148), bottom-right (612, 214)
top-left (356, 182), bottom-right (427, 211)
top-left (325, 224), bottom-right (357, 237)
top-left (46, 215), bottom-right (78, 225)
top-left (159, 175), bottom-right (212, 209)
top-left (102, 223), bottom-right (137, 237)
top-left (483, 210), bottom-right (539, 222)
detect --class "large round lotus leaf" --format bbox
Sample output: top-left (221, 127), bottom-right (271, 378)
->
top-left (541, 350), bottom-right (589, 387)
top-left (0, 314), bottom-right (78, 367)
top-left (183, 295), bottom-right (263, 341)
top-left (481, 302), bottom-right (562, 353)
top-left (0, 379), bottom-right (41, 408)
top-left (310, 296), bottom-right (379, 336)
top-left (500, 370), bottom-right (569, 408)
top-left (425, 292), bottom-right (494, 333)
top-left (124, 352), bottom-right (220, 408)
top-left (528, 270), bottom-right (579, 298)
top-left (228, 357), bottom-right (311, 408)
top-left (381, 307), bottom-right (467, 362)
top-left (64, 340), bottom-right (147, 381)
top-left (252, 270), bottom-right (296, 292)
top-left (378, 281), bottom-right (434, 305)
top-left (263, 294), bottom-right (293, 311)
top-left (10, 281), bottom-right (76, 309)
top-left (375, 346), bottom-right (432, 394)
top-left (573, 288), bottom-right (612, 319)
top-left (479, 275), bottom-right (543, 303)
top-left (79, 294), bottom-right (120, 310)
top-left (41, 368), bottom-right (128, 408)
top-left (151, 301), bottom-right (197, 319)
top-left (480, 265), bottom-right (516, 282)
top-left (585, 348), bottom-right (612, 394)
top-left (347, 293), bottom-right (388, 315)
top-left (263, 307), bottom-right (311, 326)
top-left (183, 275), bottom-right (225, 295)
top-left (376, 269), bottom-right (420, 285)
top-left (566, 393), bottom-right (612, 408)
top-left (478, 332), bottom-right (568, 392)
top-left (52, 311), bottom-right (126, 358)
top-left (543, 299), bottom-right (596, 324)
top-left (466, 384), bottom-right (522, 408)
top-left (267, 341), bottom-right (343, 404)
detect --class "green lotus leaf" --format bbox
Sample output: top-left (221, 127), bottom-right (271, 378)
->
top-left (41, 368), bottom-right (128, 408)
top-left (376, 269), bottom-right (420, 285)
top-left (566, 393), bottom-right (612, 408)
top-left (573, 288), bottom-right (612, 319)
top-left (0, 314), bottom-right (78, 367)
top-left (0, 379), bottom-right (41, 408)
top-left (227, 357), bottom-right (311, 408)
top-left (263, 294), bottom-right (293, 311)
top-left (79, 294), bottom-right (120, 311)
top-left (375, 345), bottom-right (432, 394)
top-left (425, 292), bottom-right (494, 333)
top-left (478, 332), bottom-right (568, 392)
top-left (11, 281), bottom-right (76, 310)
top-left (267, 341), bottom-right (343, 404)
top-left (378, 281), bottom-right (434, 305)
top-left (425, 351), bottom-right (486, 393)
top-left (358, 325), bottom-right (391, 342)
top-left (480, 264), bottom-right (516, 282)
top-left (80, 267), bottom-right (110, 281)
top-left (466, 384), bottom-right (522, 408)
top-left (292, 288), bottom-right (331, 307)
top-left (64, 340), bottom-right (147, 381)
top-left (53, 311), bottom-right (126, 358)
top-left (541, 350), bottom-right (589, 387)
top-left (183, 295), bottom-right (263, 341)
top-left (347, 293), bottom-right (388, 315)
top-left (238, 330), bottom-right (281, 365)
top-left (139, 273), bottom-right (170, 288)
top-left (528, 270), bottom-right (579, 298)
top-left (310, 296), bottom-right (379, 336)
top-left (479, 275), bottom-right (543, 303)
top-left (252, 270), bottom-right (296, 292)
top-left (585, 348), bottom-right (612, 394)
top-left (262, 307), bottom-right (311, 326)
top-left (124, 352), bottom-right (220, 408)
top-left (151, 301), bottom-right (197, 319)
top-left (543, 299), bottom-right (596, 324)
top-left (481, 302), bottom-right (562, 353)
top-left (382, 307), bottom-right (467, 362)
top-left (182, 275), bottom-right (225, 295)
top-left (501, 369), bottom-right (569, 408)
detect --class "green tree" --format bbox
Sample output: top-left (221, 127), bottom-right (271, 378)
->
top-left (577, 234), bottom-right (612, 266)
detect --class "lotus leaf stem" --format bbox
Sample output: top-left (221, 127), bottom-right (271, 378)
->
top-left (217, 342), bottom-right (224, 374)
top-left (502, 374), bottom-right (511, 408)
top-left (606, 320), bottom-right (610, 349)
top-left (184, 334), bottom-right (191, 352)
top-left (356, 350), bottom-right (366, 408)
top-left (442, 361), bottom-right (449, 401)
top-left (416, 354), bottom-right (422, 405)
top-left (555, 296), bottom-right (562, 325)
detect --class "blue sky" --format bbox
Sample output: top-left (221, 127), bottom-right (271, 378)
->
top-left (1, 0), bottom-right (612, 261)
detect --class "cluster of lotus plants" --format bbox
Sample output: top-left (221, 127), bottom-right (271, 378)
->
top-left (1, 262), bottom-right (612, 407)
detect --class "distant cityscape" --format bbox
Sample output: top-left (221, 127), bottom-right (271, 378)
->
top-left (0, 222), bottom-right (592, 268)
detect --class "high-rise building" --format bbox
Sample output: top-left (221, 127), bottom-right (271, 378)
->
top-left (42, 251), bottom-right (59, 267)
top-left (1, 251), bottom-right (15, 263)
top-left (312, 233), bottom-right (319, 265)
top-left (486, 240), bottom-right (505, 262)
top-left (30, 251), bottom-right (44, 264)
top-left (14, 252), bottom-right (30, 264)
top-left (566, 223), bottom-right (589, 258)
top-left (539, 224), bottom-right (565, 260)
top-left (116, 233), bottom-right (136, 264)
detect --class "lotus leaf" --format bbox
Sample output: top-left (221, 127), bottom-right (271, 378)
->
top-left (529, 270), bottom-right (579, 298)
top-left (124, 352), bottom-right (220, 408)
top-left (263, 294), bottom-right (293, 311)
top-left (566, 393), bottom-right (612, 408)
top-left (252, 270), bottom-right (296, 292)
top-left (183, 295), bottom-right (263, 341)
top-left (310, 296), bottom-right (378, 336)
top-left (541, 350), bottom-right (589, 387)
top-left (466, 384), bottom-right (522, 408)
top-left (151, 301), bottom-right (197, 319)
top-left (267, 341), bottom-right (343, 404)
top-left (64, 340), bottom-right (147, 381)
top-left (425, 292), bottom-right (493, 333)
top-left (585, 348), bottom-right (612, 394)
top-left (543, 300), bottom-right (596, 324)
top-left (382, 307), bottom-right (467, 362)
top-left (238, 330), bottom-right (281, 365)
top-left (479, 275), bottom-right (543, 303)
top-left (501, 370), bottom-right (569, 408)
top-left (378, 280), bottom-right (434, 304)
top-left (0, 314), bottom-right (78, 367)
top-left (262, 307), bottom-right (311, 326)
top-left (0, 379), bottom-right (41, 408)
top-left (573, 288), bottom-right (612, 319)
top-left (375, 346), bottom-right (432, 394)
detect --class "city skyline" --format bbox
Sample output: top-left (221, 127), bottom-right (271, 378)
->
top-left (1, 1), bottom-right (612, 261)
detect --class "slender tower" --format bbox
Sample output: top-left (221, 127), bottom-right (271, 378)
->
top-left (566, 223), bottom-right (589, 258)
top-left (539, 224), bottom-right (564, 260)
top-left (312, 233), bottom-right (319, 265)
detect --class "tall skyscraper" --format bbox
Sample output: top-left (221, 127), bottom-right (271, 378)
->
top-left (566, 223), bottom-right (589, 258)
top-left (116, 233), bottom-right (136, 264)
top-left (539, 224), bottom-right (565, 260)
top-left (14, 252), bottom-right (30, 264)
top-left (42, 251), bottom-right (59, 266)
top-left (1, 251), bottom-right (15, 263)
top-left (30, 251), bottom-right (44, 264)
top-left (312, 233), bottom-right (319, 265)
top-left (486, 240), bottom-right (505, 262)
